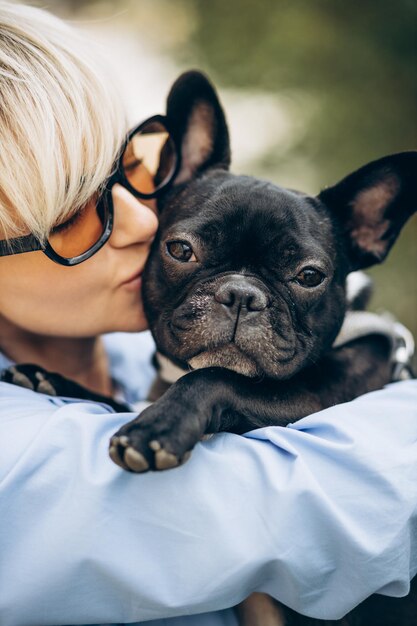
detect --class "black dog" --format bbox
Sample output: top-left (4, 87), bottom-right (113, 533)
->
top-left (2, 71), bottom-right (416, 625)
top-left (107, 71), bottom-right (416, 476)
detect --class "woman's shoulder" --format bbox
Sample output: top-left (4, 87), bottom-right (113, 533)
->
top-left (0, 330), bottom-right (156, 477)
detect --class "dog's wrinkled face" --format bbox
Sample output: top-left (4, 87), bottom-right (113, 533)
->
top-left (144, 173), bottom-right (346, 379)
top-left (143, 72), bottom-right (417, 380)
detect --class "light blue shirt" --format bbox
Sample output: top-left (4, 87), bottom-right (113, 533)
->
top-left (0, 331), bottom-right (416, 626)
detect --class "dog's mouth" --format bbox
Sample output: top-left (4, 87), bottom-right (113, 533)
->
top-left (188, 343), bottom-right (263, 377)
top-left (186, 336), bottom-right (296, 378)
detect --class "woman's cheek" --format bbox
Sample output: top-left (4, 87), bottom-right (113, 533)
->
top-left (0, 256), bottom-right (101, 336)
top-left (0, 247), bottom-right (148, 336)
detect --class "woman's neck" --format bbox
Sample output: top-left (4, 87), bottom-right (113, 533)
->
top-left (0, 319), bottom-right (113, 397)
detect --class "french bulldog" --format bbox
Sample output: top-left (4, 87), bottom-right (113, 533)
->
top-left (108, 71), bottom-right (416, 476)
top-left (2, 71), bottom-right (416, 625)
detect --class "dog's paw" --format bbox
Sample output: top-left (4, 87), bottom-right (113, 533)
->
top-left (1, 364), bottom-right (59, 395)
top-left (109, 401), bottom-right (203, 473)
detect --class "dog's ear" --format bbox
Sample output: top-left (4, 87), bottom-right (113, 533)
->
top-left (165, 70), bottom-right (230, 185)
top-left (318, 152), bottom-right (417, 270)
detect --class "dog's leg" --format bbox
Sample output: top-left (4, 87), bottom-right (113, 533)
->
top-left (109, 335), bottom-right (394, 472)
top-left (1, 363), bottom-right (130, 412)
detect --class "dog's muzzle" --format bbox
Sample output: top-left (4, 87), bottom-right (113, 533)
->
top-left (214, 274), bottom-right (271, 316)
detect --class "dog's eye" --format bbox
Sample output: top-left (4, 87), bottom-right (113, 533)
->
top-left (166, 240), bottom-right (197, 263)
top-left (295, 267), bottom-right (325, 287)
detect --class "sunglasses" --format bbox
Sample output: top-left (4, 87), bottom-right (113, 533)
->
top-left (0, 115), bottom-right (179, 266)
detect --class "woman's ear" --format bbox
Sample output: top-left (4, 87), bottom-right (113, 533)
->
top-left (165, 70), bottom-right (231, 184)
top-left (318, 151), bottom-right (417, 270)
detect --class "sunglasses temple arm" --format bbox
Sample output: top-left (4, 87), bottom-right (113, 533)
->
top-left (0, 234), bottom-right (43, 257)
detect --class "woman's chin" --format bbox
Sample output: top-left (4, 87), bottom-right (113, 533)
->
top-left (107, 309), bottom-right (149, 334)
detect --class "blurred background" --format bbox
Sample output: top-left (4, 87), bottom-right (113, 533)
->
top-left (33, 0), bottom-right (417, 358)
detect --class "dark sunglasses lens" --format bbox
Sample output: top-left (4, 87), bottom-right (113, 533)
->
top-left (48, 194), bottom-right (109, 259)
top-left (122, 120), bottom-right (177, 195)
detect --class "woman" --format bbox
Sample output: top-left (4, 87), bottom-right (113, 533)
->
top-left (0, 3), bottom-right (416, 626)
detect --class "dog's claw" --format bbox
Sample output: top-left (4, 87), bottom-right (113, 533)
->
top-left (8, 367), bottom-right (35, 390)
top-left (124, 447), bottom-right (150, 472)
top-left (35, 372), bottom-right (57, 396)
top-left (109, 436), bottom-right (150, 472)
top-left (155, 448), bottom-right (179, 470)
top-left (109, 443), bottom-right (126, 469)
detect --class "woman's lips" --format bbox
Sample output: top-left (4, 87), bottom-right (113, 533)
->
top-left (120, 269), bottom-right (143, 291)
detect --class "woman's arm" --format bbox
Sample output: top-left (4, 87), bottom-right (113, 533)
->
top-left (0, 380), bottom-right (416, 625)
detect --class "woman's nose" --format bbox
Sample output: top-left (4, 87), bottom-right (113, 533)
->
top-left (109, 184), bottom-right (158, 248)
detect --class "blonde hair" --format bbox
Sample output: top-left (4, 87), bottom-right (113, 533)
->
top-left (0, 2), bottom-right (127, 244)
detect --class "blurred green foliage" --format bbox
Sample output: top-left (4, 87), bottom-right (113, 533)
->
top-left (181, 0), bottom-right (417, 182)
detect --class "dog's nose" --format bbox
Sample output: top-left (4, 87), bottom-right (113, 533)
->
top-left (214, 276), bottom-right (270, 312)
